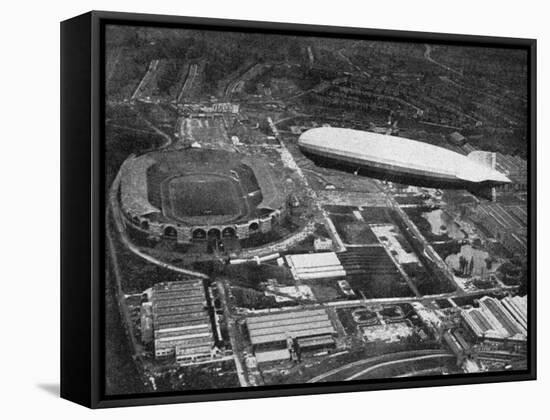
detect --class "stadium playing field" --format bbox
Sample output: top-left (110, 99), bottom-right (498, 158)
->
top-left (163, 174), bottom-right (246, 223)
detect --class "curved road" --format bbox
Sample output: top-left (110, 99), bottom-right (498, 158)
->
top-left (308, 349), bottom-right (454, 383)
top-left (345, 353), bottom-right (456, 381)
top-left (108, 171), bottom-right (210, 279)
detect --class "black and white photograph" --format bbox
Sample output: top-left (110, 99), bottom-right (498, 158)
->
top-left (3, 0), bottom-right (549, 416)
top-left (103, 20), bottom-right (533, 397)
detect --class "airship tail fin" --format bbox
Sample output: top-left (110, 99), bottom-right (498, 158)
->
top-left (467, 150), bottom-right (497, 169)
top-left (466, 152), bottom-right (493, 200)
top-left (466, 150), bottom-right (510, 201)
top-left (467, 150), bottom-right (496, 200)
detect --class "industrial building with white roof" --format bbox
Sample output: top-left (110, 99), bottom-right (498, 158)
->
top-left (460, 296), bottom-right (527, 342)
top-left (246, 309), bottom-right (337, 362)
top-left (141, 280), bottom-right (218, 365)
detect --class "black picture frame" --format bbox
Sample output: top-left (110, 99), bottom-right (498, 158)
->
top-left (61, 10), bottom-right (537, 409)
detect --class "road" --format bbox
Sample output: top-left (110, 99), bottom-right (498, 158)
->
top-left (131, 59), bottom-right (160, 100)
top-left (106, 47), bottom-right (123, 85)
top-left (177, 63), bottom-right (198, 102)
top-left (109, 170), bottom-right (208, 279)
top-left (337, 47), bottom-right (371, 78)
top-left (217, 279), bottom-right (249, 387)
top-left (109, 171), bottom-right (249, 385)
top-left (385, 191), bottom-right (464, 293)
top-left (106, 207), bottom-right (153, 392)
top-left (131, 105), bottom-right (173, 148)
top-left (424, 44), bottom-right (463, 76)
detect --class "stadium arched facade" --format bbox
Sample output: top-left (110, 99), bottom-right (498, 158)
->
top-left (117, 148), bottom-right (286, 244)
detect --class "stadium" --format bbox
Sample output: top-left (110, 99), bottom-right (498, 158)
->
top-left (118, 148), bottom-right (286, 243)
top-left (299, 127), bottom-right (511, 189)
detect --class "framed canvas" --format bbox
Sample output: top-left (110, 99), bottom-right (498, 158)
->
top-left (60, 11), bottom-right (536, 408)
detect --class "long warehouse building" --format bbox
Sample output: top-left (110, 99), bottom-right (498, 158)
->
top-left (246, 309), bottom-right (337, 362)
top-left (141, 280), bottom-right (218, 365)
top-left (286, 252), bottom-right (346, 281)
top-left (460, 295), bottom-right (527, 342)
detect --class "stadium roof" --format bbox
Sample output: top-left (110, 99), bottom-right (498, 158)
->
top-left (120, 155), bottom-right (160, 217)
top-left (242, 157), bottom-right (284, 211)
top-left (119, 148), bottom-right (286, 223)
top-left (299, 128), bottom-right (511, 184)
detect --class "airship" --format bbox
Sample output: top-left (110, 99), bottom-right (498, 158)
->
top-left (298, 127), bottom-right (510, 190)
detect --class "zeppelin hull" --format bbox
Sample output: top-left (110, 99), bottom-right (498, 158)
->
top-left (300, 147), bottom-right (488, 190)
top-left (298, 127), bottom-right (511, 189)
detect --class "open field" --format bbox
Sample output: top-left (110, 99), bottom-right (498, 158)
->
top-left (153, 360), bottom-right (241, 392)
top-left (164, 174), bottom-right (244, 221)
top-left (339, 247), bottom-right (414, 298)
top-left (330, 214), bottom-right (380, 245)
top-left (143, 149), bottom-right (269, 225)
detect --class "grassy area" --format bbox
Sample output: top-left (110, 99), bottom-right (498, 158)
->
top-left (431, 241), bottom-right (463, 260)
top-left (330, 214), bottom-right (380, 245)
top-left (403, 262), bottom-right (455, 295)
top-left (111, 227), bottom-right (183, 293)
top-left (198, 261), bottom-right (296, 293)
top-left (302, 278), bottom-right (342, 302)
top-left (230, 286), bottom-right (300, 310)
top-left (262, 341), bottom-right (442, 385)
top-left (360, 207), bottom-right (393, 224)
top-left (153, 361), bottom-right (240, 392)
top-left (340, 248), bottom-right (414, 298)
top-left (405, 207), bottom-right (452, 242)
top-left (394, 195), bottom-right (426, 206)
top-left (104, 254), bottom-right (149, 396)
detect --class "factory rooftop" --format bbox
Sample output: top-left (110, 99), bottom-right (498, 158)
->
top-left (246, 309), bottom-right (336, 347)
top-left (495, 153), bottom-right (527, 185)
top-left (461, 296), bottom-right (527, 341)
top-left (146, 281), bottom-right (216, 364)
top-left (477, 203), bottom-right (526, 231)
top-left (469, 202), bottom-right (527, 255)
top-left (241, 156), bottom-right (284, 211)
top-left (285, 252), bottom-right (346, 281)
top-left (119, 155), bottom-right (160, 217)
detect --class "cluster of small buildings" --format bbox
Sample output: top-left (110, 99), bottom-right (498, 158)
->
top-left (467, 202), bottom-right (527, 256)
top-left (140, 281), bottom-right (220, 365)
top-left (413, 296), bottom-right (527, 365)
top-left (246, 309), bottom-right (337, 363)
top-left (177, 102), bottom-right (239, 114)
top-left (448, 131), bottom-right (467, 146)
top-left (461, 295), bottom-right (527, 342)
top-left (264, 280), bottom-right (316, 303)
top-left (495, 153), bottom-right (527, 192)
top-left (361, 321), bottom-right (414, 343)
top-left (443, 329), bottom-right (472, 362)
